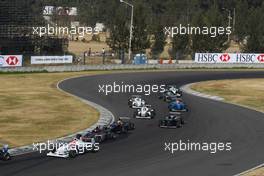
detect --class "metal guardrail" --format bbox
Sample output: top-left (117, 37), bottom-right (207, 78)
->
top-left (0, 63), bottom-right (264, 73)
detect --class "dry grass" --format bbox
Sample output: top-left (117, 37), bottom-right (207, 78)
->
top-left (0, 72), bottom-right (106, 147)
top-left (192, 79), bottom-right (264, 112)
top-left (69, 41), bottom-right (110, 56)
top-left (242, 167), bottom-right (264, 176)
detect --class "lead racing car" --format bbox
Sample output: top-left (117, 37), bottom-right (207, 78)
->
top-left (165, 85), bottom-right (182, 97)
top-left (47, 134), bottom-right (99, 158)
top-left (128, 95), bottom-right (146, 109)
top-left (133, 105), bottom-right (156, 119)
top-left (159, 85), bottom-right (182, 101)
top-left (159, 113), bottom-right (185, 128)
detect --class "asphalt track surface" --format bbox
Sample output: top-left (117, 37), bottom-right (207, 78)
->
top-left (1, 71), bottom-right (264, 176)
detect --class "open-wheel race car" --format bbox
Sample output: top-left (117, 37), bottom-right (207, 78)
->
top-left (110, 117), bottom-right (135, 134)
top-left (128, 95), bottom-right (146, 109)
top-left (133, 105), bottom-right (156, 119)
top-left (83, 127), bottom-right (117, 143)
top-left (159, 85), bottom-right (182, 101)
top-left (47, 134), bottom-right (99, 158)
top-left (168, 99), bottom-right (188, 113)
top-left (159, 113), bottom-right (185, 128)
top-left (0, 145), bottom-right (11, 161)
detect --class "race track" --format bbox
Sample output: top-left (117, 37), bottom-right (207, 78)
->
top-left (1, 71), bottom-right (264, 176)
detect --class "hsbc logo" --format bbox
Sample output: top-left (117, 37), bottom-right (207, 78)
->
top-left (0, 55), bottom-right (22, 67)
top-left (219, 54), bottom-right (231, 62)
top-left (195, 53), bottom-right (264, 64)
top-left (0, 56), bottom-right (4, 66)
top-left (195, 53), bottom-right (218, 63)
top-left (236, 54), bottom-right (255, 63)
top-left (6, 56), bottom-right (19, 66)
top-left (257, 54), bottom-right (264, 62)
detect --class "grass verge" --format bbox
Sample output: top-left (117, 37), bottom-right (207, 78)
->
top-left (0, 71), bottom-right (110, 147)
top-left (192, 78), bottom-right (264, 112)
top-left (241, 167), bottom-right (264, 176)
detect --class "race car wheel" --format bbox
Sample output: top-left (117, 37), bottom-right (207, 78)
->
top-left (3, 153), bottom-right (11, 161)
top-left (177, 121), bottom-right (183, 128)
top-left (69, 150), bottom-right (77, 158)
top-left (96, 136), bottom-right (102, 143)
top-left (133, 112), bottom-right (137, 118)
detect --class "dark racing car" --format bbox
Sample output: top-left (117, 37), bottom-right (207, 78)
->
top-left (110, 117), bottom-right (135, 134)
top-left (159, 114), bottom-right (185, 128)
top-left (0, 145), bottom-right (11, 161)
top-left (83, 127), bottom-right (117, 143)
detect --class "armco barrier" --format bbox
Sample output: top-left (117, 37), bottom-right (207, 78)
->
top-left (0, 63), bottom-right (264, 73)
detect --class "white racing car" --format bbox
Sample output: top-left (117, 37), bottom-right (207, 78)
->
top-left (128, 95), bottom-right (146, 109)
top-left (165, 85), bottom-right (182, 97)
top-left (133, 105), bottom-right (156, 119)
top-left (47, 134), bottom-right (99, 158)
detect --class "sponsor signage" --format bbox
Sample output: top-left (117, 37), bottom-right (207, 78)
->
top-left (195, 53), bottom-right (264, 63)
top-left (31, 56), bottom-right (73, 64)
top-left (43, 6), bottom-right (77, 16)
top-left (0, 55), bottom-right (23, 67)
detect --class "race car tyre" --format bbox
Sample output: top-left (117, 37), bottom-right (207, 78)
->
top-left (122, 127), bottom-right (128, 134)
top-left (2, 153), bottom-right (11, 161)
top-left (69, 150), bottom-right (77, 158)
top-left (177, 121), bottom-right (183, 128)
top-left (95, 136), bottom-right (102, 143)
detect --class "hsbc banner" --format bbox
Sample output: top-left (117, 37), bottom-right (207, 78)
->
top-left (31, 56), bottom-right (73, 64)
top-left (195, 53), bottom-right (264, 63)
top-left (0, 55), bottom-right (23, 67)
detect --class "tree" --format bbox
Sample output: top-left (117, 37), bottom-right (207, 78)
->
top-left (191, 4), bottom-right (228, 53)
top-left (106, 5), bottom-right (129, 59)
top-left (151, 24), bottom-right (166, 59)
top-left (235, 0), bottom-right (249, 41)
top-left (131, 2), bottom-right (150, 53)
top-left (244, 6), bottom-right (264, 52)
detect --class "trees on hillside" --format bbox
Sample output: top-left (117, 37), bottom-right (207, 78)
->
top-left (45, 0), bottom-right (264, 57)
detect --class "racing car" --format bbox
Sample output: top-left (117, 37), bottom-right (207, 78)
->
top-left (165, 85), bottom-right (182, 97)
top-left (159, 113), bottom-right (185, 128)
top-left (47, 134), bottom-right (99, 158)
top-left (168, 99), bottom-right (188, 113)
top-left (159, 85), bottom-right (182, 101)
top-left (159, 91), bottom-right (179, 102)
top-left (128, 95), bottom-right (146, 109)
top-left (133, 105), bottom-right (156, 119)
top-left (0, 145), bottom-right (11, 161)
top-left (86, 126), bottom-right (117, 143)
top-left (110, 117), bottom-right (135, 134)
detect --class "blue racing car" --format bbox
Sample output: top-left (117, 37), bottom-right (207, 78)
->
top-left (168, 100), bottom-right (188, 112)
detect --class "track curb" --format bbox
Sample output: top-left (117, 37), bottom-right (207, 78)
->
top-left (181, 83), bottom-right (225, 101)
top-left (8, 76), bottom-right (115, 156)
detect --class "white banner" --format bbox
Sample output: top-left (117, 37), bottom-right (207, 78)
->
top-left (195, 53), bottom-right (264, 63)
top-left (31, 56), bottom-right (73, 64)
top-left (43, 6), bottom-right (77, 16)
top-left (0, 55), bottom-right (23, 67)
